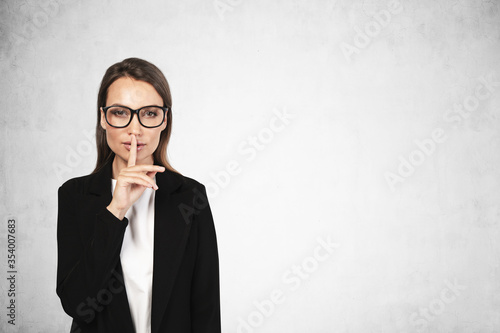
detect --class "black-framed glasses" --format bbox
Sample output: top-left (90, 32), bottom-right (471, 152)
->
top-left (102, 105), bottom-right (169, 128)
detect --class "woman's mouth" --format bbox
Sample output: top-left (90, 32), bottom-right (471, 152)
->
top-left (123, 142), bottom-right (145, 151)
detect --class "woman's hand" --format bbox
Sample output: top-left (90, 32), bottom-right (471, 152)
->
top-left (107, 134), bottom-right (165, 220)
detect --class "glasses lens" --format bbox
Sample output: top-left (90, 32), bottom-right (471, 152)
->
top-left (106, 107), bottom-right (131, 127)
top-left (139, 107), bottom-right (164, 127)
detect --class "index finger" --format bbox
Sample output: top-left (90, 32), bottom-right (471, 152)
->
top-left (128, 134), bottom-right (137, 167)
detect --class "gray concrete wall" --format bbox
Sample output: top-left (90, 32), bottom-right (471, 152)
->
top-left (1, 0), bottom-right (499, 332)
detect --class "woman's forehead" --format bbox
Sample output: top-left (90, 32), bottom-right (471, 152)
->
top-left (106, 77), bottom-right (162, 107)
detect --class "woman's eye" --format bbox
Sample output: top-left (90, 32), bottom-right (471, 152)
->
top-left (142, 109), bottom-right (159, 117)
top-left (111, 109), bottom-right (128, 117)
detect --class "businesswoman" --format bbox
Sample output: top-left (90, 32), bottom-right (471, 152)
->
top-left (56, 58), bottom-right (221, 333)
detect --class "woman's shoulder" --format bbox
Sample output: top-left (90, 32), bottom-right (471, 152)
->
top-left (166, 170), bottom-right (207, 195)
top-left (58, 171), bottom-right (105, 196)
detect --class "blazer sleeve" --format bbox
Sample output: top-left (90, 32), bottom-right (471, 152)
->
top-left (56, 181), bottom-right (128, 326)
top-left (190, 184), bottom-right (221, 332)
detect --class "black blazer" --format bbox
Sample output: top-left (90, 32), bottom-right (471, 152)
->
top-left (56, 158), bottom-right (221, 333)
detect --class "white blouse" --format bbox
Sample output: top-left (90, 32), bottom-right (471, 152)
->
top-left (111, 178), bottom-right (155, 333)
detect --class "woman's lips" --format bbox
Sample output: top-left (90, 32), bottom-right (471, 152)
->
top-left (123, 142), bottom-right (145, 151)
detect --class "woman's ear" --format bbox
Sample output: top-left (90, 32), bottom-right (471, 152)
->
top-left (100, 108), bottom-right (107, 130)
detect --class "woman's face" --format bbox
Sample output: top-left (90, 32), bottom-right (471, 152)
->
top-left (100, 77), bottom-right (167, 169)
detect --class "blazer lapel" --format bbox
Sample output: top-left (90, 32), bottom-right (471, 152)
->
top-left (151, 169), bottom-right (194, 333)
top-left (87, 157), bottom-right (113, 200)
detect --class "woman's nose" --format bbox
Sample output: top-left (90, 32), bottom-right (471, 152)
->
top-left (128, 113), bottom-right (142, 135)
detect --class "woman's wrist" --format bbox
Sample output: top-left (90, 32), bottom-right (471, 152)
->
top-left (106, 204), bottom-right (127, 221)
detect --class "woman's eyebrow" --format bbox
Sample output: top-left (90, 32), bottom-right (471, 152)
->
top-left (107, 104), bottom-right (163, 108)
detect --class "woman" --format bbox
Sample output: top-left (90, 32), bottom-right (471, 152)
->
top-left (56, 58), bottom-right (221, 333)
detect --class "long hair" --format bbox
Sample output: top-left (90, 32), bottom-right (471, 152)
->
top-left (92, 58), bottom-right (179, 174)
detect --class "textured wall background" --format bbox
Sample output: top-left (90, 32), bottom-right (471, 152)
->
top-left (1, 0), bottom-right (500, 332)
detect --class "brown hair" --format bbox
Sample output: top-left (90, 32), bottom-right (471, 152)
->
top-left (92, 58), bottom-right (179, 174)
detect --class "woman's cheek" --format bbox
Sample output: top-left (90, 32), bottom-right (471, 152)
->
top-left (106, 130), bottom-right (122, 154)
